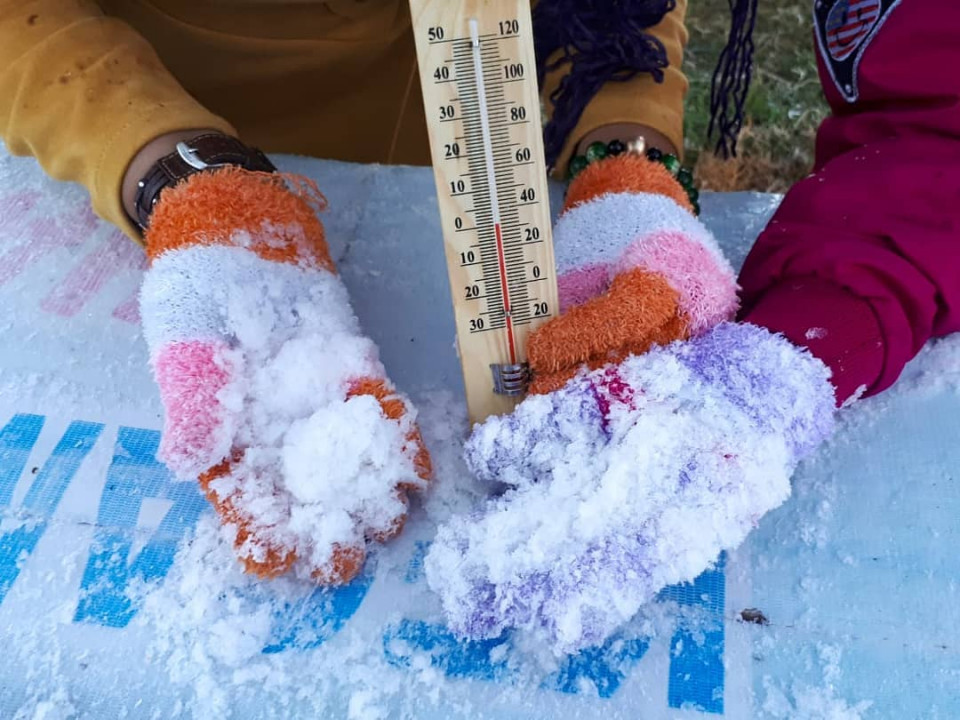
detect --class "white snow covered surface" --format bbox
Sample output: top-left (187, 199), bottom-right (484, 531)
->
top-left (1, 146), bottom-right (958, 718)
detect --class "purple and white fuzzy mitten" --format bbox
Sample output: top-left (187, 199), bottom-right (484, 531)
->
top-left (425, 323), bottom-right (835, 654)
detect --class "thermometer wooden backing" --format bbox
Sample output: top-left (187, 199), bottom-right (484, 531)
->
top-left (409, 0), bottom-right (559, 425)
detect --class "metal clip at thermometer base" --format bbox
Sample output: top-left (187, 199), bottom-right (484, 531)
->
top-left (491, 362), bottom-right (530, 396)
top-left (409, 0), bottom-right (559, 426)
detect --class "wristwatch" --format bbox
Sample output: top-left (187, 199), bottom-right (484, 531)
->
top-left (132, 133), bottom-right (277, 232)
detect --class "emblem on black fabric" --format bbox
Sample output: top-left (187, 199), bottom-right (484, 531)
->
top-left (814, 0), bottom-right (901, 102)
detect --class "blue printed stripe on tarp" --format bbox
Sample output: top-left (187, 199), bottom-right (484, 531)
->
top-left (660, 554), bottom-right (726, 714)
top-left (0, 418), bottom-right (104, 604)
top-left (0, 414), bottom-right (45, 508)
top-left (74, 426), bottom-right (208, 628)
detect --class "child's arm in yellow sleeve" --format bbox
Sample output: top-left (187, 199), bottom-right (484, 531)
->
top-left (534, 0), bottom-right (688, 177)
top-left (0, 1), bottom-right (235, 237)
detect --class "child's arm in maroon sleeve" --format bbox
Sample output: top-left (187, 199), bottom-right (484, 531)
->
top-left (738, 0), bottom-right (960, 405)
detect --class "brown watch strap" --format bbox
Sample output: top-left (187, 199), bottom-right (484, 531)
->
top-left (133, 133), bottom-right (276, 232)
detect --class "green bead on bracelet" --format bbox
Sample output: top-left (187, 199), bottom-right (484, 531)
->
top-left (568, 140), bottom-right (701, 216)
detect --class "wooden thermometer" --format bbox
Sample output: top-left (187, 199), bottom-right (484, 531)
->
top-left (409, 0), bottom-right (559, 425)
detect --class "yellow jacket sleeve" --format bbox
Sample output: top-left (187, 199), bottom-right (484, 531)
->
top-left (0, 1), bottom-right (235, 238)
top-left (540, 0), bottom-right (688, 177)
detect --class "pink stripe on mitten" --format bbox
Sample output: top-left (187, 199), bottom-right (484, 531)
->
top-left (557, 264), bottom-right (610, 313)
top-left (154, 340), bottom-right (236, 477)
top-left (615, 230), bottom-right (740, 335)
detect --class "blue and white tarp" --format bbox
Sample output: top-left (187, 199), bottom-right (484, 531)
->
top-left (0, 147), bottom-right (957, 718)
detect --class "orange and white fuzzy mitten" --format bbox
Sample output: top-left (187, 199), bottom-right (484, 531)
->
top-left (528, 153), bottom-right (739, 393)
top-left (139, 168), bottom-right (431, 584)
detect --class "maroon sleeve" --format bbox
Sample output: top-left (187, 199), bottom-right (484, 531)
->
top-left (738, 0), bottom-right (960, 404)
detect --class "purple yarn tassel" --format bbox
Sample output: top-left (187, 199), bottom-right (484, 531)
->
top-left (533, 0), bottom-right (676, 171)
top-left (708, 0), bottom-right (760, 158)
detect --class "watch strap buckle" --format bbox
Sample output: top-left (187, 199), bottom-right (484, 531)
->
top-left (176, 141), bottom-right (226, 171)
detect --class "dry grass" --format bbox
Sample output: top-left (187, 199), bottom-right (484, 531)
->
top-left (693, 122), bottom-right (803, 193)
top-left (682, 0), bottom-right (829, 192)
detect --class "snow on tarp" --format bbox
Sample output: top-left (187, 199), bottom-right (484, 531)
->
top-left (0, 145), bottom-right (958, 718)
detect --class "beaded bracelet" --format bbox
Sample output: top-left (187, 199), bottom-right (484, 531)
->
top-left (568, 140), bottom-right (701, 216)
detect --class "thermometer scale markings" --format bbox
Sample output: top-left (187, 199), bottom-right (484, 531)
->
top-left (451, 32), bottom-right (537, 337)
top-left (468, 18), bottom-right (515, 364)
